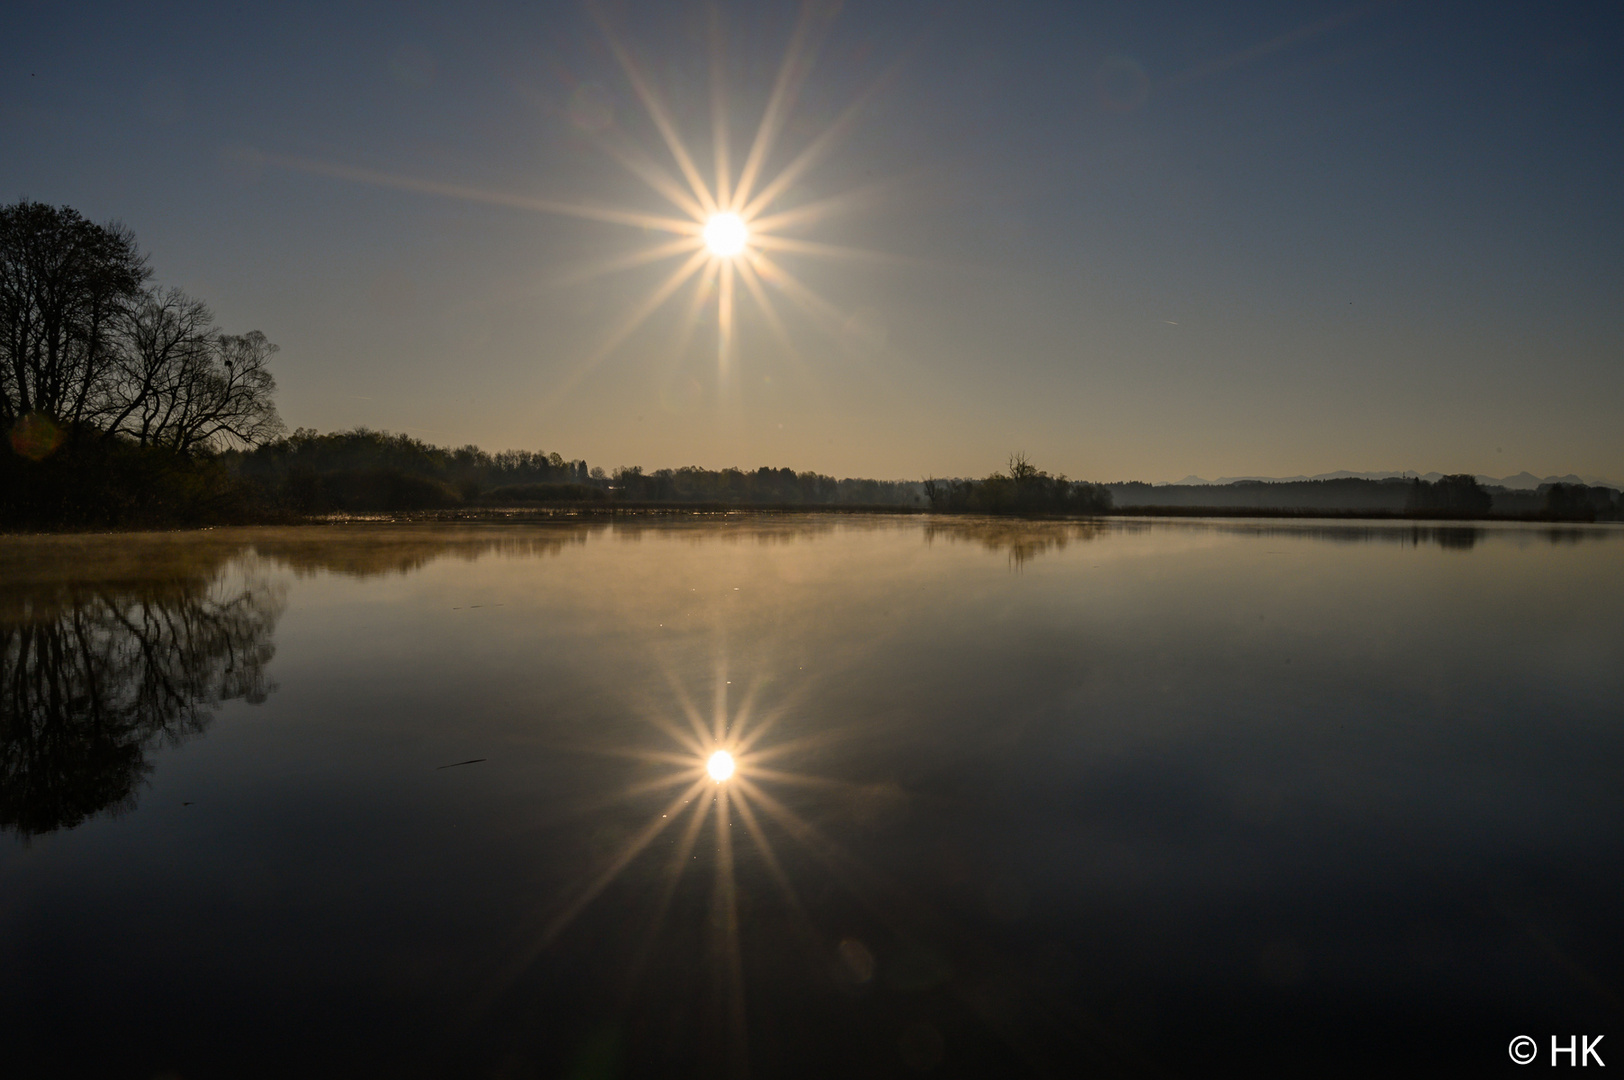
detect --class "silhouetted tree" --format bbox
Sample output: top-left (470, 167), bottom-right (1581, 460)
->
top-left (1, 201), bottom-right (282, 456)
top-left (924, 457), bottom-right (1112, 516)
top-left (157, 329), bottom-right (282, 451)
top-left (0, 201), bottom-right (149, 429)
top-left (102, 286), bottom-right (214, 441)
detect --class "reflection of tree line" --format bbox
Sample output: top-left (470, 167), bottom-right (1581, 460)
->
top-left (922, 517), bottom-right (1618, 563)
top-left (5, 517), bottom-right (1611, 838)
top-left (0, 528), bottom-right (602, 839)
top-left (246, 527), bottom-right (597, 577)
top-left (1, 572), bottom-right (282, 837)
top-left (925, 521), bottom-right (1109, 568)
top-left (0, 523), bottom-right (766, 838)
top-left (1196, 522), bottom-right (1619, 551)
top-left (0, 521), bottom-right (855, 839)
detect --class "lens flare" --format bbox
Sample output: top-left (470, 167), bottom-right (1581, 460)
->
top-left (707, 750), bottom-right (737, 781)
top-left (703, 212), bottom-right (749, 257)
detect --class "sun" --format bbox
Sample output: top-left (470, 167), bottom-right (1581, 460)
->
top-left (703, 213), bottom-right (749, 258)
top-left (706, 749), bottom-right (736, 781)
top-left (261, 2), bottom-right (904, 400)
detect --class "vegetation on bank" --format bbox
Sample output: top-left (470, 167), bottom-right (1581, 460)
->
top-left (1107, 474), bottom-right (1622, 521)
top-left (225, 428), bottom-right (925, 513)
top-left (925, 454), bottom-right (1113, 515)
top-left (6, 422), bottom-right (1618, 530)
top-left (1, 423), bottom-right (937, 526)
top-left (609, 464), bottom-right (921, 507)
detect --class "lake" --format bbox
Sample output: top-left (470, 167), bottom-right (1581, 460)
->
top-left (2, 517), bottom-right (1620, 1077)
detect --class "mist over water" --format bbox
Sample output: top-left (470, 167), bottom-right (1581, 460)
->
top-left (2, 519), bottom-right (1620, 1075)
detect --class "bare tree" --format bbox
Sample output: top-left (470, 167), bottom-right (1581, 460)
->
top-left (2, 202), bottom-right (283, 454)
top-left (0, 201), bottom-right (149, 428)
top-left (100, 286), bottom-right (216, 444)
top-left (156, 329), bottom-right (284, 452)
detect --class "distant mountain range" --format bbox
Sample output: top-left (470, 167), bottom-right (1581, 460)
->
top-left (1164, 470), bottom-right (1620, 489)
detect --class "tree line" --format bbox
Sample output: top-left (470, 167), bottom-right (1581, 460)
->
top-left (228, 427), bottom-right (599, 513)
top-left (610, 464), bottom-right (923, 507)
top-left (924, 454), bottom-right (1114, 515)
top-left (227, 428), bottom-right (927, 512)
top-left (1104, 474), bottom-right (1621, 520)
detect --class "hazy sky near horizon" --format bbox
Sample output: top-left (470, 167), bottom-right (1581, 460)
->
top-left (4, 1), bottom-right (1621, 481)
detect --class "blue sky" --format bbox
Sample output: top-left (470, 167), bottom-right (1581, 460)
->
top-left (4, 1), bottom-right (1620, 480)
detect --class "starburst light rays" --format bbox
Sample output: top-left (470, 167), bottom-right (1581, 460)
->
top-left (549, 234), bottom-right (706, 290)
top-left (749, 253), bottom-right (850, 337)
top-left (738, 19), bottom-right (826, 208)
top-left (733, 256), bottom-right (797, 359)
top-left (712, 784), bottom-right (749, 1076)
top-left (736, 71), bottom-right (886, 222)
top-left (590, 8), bottom-right (720, 219)
top-left (745, 180), bottom-right (898, 236)
top-left (539, 658), bottom-right (861, 924)
top-left (750, 233), bottom-right (925, 265)
top-left (620, 781), bottom-right (716, 995)
top-left (734, 764), bottom-right (855, 792)
top-left (538, 775), bottom-right (713, 948)
top-left (709, 5), bottom-right (733, 212)
top-left (666, 666), bottom-right (720, 751)
top-left (718, 259), bottom-right (735, 369)
top-left (257, 1), bottom-right (913, 405)
top-left (478, 644), bottom-right (957, 1079)
top-left (534, 246), bottom-right (714, 412)
top-left (587, 132), bottom-right (712, 221)
top-left (257, 151), bottom-right (703, 236)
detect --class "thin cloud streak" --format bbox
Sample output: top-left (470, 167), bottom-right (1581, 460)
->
top-left (1160, 4), bottom-right (1375, 93)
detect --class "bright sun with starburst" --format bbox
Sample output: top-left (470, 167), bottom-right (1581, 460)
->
top-left (259, 2), bottom-right (903, 405)
top-left (702, 213), bottom-right (750, 258)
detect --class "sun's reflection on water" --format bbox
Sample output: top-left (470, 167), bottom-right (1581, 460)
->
top-left (494, 654), bottom-right (892, 1075)
top-left (706, 750), bottom-right (736, 782)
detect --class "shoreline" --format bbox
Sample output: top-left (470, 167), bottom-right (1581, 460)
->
top-left (3, 503), bottom-right (1619, 536)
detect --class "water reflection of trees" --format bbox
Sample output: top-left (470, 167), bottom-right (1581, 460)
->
top-left (1224, 523), bottom-right (1487, 550)
top-left (924, 520), bottom-right (1107, 568)
top-left (610, 515), bottom-right (841, 544)
top-left (6, 516), bottom-right (1610, 840)
top-left (1130, 520), bottom-right (1623, 552)
top-left (924, 517), bottom-right (1624, 567)
top-left (1, 567), bottom-right (284, 838)
top-left (249, 526), bottom-right (603, 577)
top-left (0, 525), bottom-right (621, 839)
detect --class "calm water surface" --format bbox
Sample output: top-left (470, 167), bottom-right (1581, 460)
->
top-left (2, 517), bottom-right (1620, 1077)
